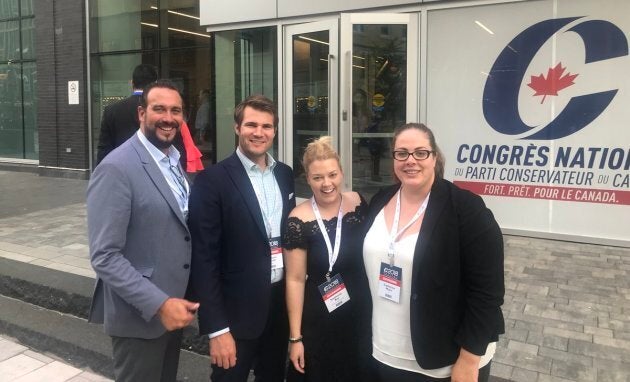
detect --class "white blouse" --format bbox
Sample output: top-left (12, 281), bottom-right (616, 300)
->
top-left (363, 209), bottom-right (495, 378)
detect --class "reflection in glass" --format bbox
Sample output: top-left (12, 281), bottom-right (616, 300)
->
top-left (22, 62), bottom-right (37, 159)
top-left (0, 20), bottom-right (20, 61)
top-left (0, 0), bottom-right (19, 20)
top-left (0, 63), bottom-right (24, 158)
top-left (351, 24), bottom-right (407, 199)
top-left (161, 0), bottom-right (209, 48)
top-left (292, 30), bottom-right (330, 198)
top-left (21, 17), bottom-right (35, 59)
top-left (214, 27), bottom-right (277, 162)
top-left (21, 0), bottom-right (34, 17)
top-left (89, 0), bottom-right (158, 53)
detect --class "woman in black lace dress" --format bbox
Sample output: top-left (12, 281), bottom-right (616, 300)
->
top-left (284, 136), bottom-right (373, 382)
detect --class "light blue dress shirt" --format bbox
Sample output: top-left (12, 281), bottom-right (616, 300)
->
top-left (137, 130), bottom-right (189, 219)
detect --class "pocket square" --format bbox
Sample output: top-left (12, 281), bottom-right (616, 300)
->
top-left (289, 192), bottom-right (294, 199)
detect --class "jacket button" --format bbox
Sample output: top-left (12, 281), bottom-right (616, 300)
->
top-left (184, 236), bottom-right (191, 241)
top-left (183, 264), bottom-right (190, 269)
top-left (412, 294), bottom-right (418, 301)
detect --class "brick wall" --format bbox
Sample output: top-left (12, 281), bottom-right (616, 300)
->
top-left (35, 0), bottom-right (89, 178)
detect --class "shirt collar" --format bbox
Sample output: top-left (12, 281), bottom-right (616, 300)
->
top-left (236, 146), bottom-right (276, 172)
top-left (136, 129), bottom-right (180, 164)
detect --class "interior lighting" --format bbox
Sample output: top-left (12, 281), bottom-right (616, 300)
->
top-left (298, 36), bottom-right (329, 46)
top-left (475, 20), bottom-right (494, 35)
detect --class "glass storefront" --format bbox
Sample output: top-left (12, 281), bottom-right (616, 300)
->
top-left (0, 0), bottom-right (37, 160)
top-left (89, 0), bottom-right (215, 166)
top-left (214, 27), bottom-right (277, 162)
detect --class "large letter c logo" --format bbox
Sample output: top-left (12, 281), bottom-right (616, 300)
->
top-left (483, 17), bottom-right (628, 140)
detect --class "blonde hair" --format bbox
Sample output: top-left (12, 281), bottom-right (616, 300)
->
top-left (302, 136), bottom-right (342, 175)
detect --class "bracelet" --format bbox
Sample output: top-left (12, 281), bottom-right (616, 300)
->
top-left (288, 336), bottom-right (303, 343)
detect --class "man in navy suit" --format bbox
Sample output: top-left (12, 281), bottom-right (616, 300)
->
top-left (96, 64), bottom-right (186, 166)
top-left (189, 95), bottom-right (295, 382)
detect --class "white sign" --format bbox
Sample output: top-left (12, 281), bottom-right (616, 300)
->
top-left (68, 81), bottom-right (79, 105)
top-left (427, 0), bottom-right (630, 244)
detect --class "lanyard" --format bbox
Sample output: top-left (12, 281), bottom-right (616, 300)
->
top-left (311, 196), bottom-right (344, 281)
top-left (388, 189), bottom-right (430, 265)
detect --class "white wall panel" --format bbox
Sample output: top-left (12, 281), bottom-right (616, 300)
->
top-left (200, 0), bottom-right (276, 26)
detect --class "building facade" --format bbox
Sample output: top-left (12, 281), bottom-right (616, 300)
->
top-left (0, 0), bottom-right (628, 245)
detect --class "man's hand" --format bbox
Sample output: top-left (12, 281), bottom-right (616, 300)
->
top-left (157, 298), bottom-right (199, 331)
top-left (209, 332), bottom-right (237, 369)
top-left (451, 348), bottom-right (481, 382)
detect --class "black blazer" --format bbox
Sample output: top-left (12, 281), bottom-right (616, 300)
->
top-left (366, 178), bottom-right (505, 369)
top-left (188, 152), bottom-right (296, 338)
top-left (96, 94), bottom-right (186, 166)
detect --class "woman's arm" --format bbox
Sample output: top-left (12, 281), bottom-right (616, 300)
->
top-left (285, 246), bottom-right (308, 373)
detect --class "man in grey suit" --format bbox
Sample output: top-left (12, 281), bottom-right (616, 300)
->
top-left (87, 79), bottom-right (199, 382)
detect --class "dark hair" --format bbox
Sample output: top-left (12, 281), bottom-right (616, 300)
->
top-left (234, 94), bottom-right (278, 127)
top-left (132, 64), bottom-right (158, 89)
top-left (392, 123), bottom-right (445, 179)
top-left (140, 79), bottom-right (183, 109)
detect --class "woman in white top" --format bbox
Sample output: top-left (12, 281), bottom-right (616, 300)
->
top-left (363, 123), bottom-right (504, 382)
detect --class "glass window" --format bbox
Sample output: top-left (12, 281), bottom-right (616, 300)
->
top-left (0, 0), bottom-right (19, 20)
top-left (0, 20), bottom-right (20, 61)
top-left (214, 27), bottom-right (277, 162)
top-left (21, 17), bottom-right (35, 59)
top-left (22, 61), bottom-right (37, 159)
top-left (90, 52), bottom-right (158, 161)
top-left (0, 63), bottom-right (24, 158)
top-left (89, 0), bottom-right (158, 53)
top-left (351, 23), bottom-right (407, 198)
top-left (21, 0), bottom-right (34, 17)
top-left (161, 0), bottom-right (208, 48)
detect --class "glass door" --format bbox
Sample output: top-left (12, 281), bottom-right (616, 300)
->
top-left (284, 20), bottom-right (339, 198)
top-left (340, 13), bottom-right (418, 199)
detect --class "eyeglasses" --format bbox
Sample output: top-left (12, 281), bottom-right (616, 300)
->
top-left (392, 149), bottom-right (434, 161)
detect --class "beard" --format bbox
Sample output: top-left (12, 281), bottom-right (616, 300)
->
top-left (144, 120), bottom-right (179, 150)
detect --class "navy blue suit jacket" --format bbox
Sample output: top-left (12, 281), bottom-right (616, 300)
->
top-left (188, 152), bottom-right (295, 338)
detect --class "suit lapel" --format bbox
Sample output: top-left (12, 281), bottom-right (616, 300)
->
top-left (275, 165), bottom-right (291, 221)
top-left (224, 153), bottom-right (268, 241)
top-left (411, 179), bottom-right (448, 282)
top-left (131, 135), bottom-right (188, 228)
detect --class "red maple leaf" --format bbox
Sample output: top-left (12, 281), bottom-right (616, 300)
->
top-left (527, 63), bottom-right (578, 104)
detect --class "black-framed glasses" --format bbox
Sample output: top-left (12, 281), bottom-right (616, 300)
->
top-left (392, 149), bottom-right (434, 161)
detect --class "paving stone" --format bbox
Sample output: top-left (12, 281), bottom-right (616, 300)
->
top-left (504, 327), bottom-right (529, 342)
top-left (538, 346), bottom-right (593, 367)
top-left (537, 373), bottom-right (576, 382)
top-left (507, 340), bottom-right (539, 355)
top-left (492, 348), bottom-right (552, 373)
top-left (0, 339), bottom-right (28, 362)
top-left (67, 370), bottom-right (113, 382)
top-left (509, 311), bottom-right (584, 332)
top-left (12, 361), bottom-right (82, 382)
top-left (22, 350), bottom-right (54, 364)
top-left (568, 339), bottom-right (630, 362)
top-left (0, 354), bottom-right (46, 380)
top-left (596, 369), bottom-right (630, 382)
top-left (511, 366), bottom-right (539, 382)
top-left (584, 325), bottom-right (613, 337)
top-left (490, 362), bottom-right (513, 380)
top-left (515, 320), bottom-right (544, 333)
top-left (551, 359), bottom-right (597, 381)
top-left (542, 335), bottom-right (568, 351)
top-left (593, 335), bottom-right (630, 350)
top-left (543, 327), bottom-right (592, 342)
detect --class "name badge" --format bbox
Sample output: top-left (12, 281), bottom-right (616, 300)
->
top-left (269, 236), bottom-right (284, 270)
top-left (378, 262), bottom-right (402, 303)
top-left (318, 274), bottom-right (350, 313)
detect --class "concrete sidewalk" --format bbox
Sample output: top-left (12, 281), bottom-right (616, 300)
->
top-left (0, 170), bottom-right (629, 381)
top-left (0, 334), bottom-right (111, 382)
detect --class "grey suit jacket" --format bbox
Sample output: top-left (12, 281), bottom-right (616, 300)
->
top-left (87, 134), bottom-right (192, 339)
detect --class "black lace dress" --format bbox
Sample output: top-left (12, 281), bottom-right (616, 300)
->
top-left (284, 197), bottom-right (373, 382)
